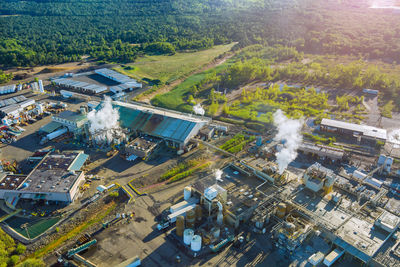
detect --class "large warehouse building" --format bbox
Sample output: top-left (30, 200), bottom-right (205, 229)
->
top-left (0, 151), bottom-right (88, 207)
top-left (115, 101), bottom-right (211, 149)
top-left (320, 118), bottom-right (387, 144)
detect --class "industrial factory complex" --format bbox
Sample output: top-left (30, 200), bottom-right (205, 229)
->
top-left (0, 65), bottom-right (400, 267)
top-left (0, 150), bottom-right (88, 205)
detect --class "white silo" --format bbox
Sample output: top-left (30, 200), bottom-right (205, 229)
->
top-left (190, 235), bottom-right (202, 252)
top-left (184, 186), bottom-right (191, 200)
top-left (183, 229), bottom-right (194, 245)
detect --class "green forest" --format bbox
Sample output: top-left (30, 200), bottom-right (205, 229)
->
top-left (1, 0), bottom-right (400, 67)
top-left (152, 44), bottom-right (399, 131)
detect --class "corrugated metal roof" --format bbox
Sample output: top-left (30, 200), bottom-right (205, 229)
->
top-left (69, 153), bottom-right (89, 171)
top-left (40, 121), bottom-right (63, 134)
top-left (54, 78), bottom-right (107, 93)
top-left (116, 103), bottom-right (204, 144)
top-left (321, 118), bottom-right (387, 140)
top-left (95, 68), bottom-right (141, 87)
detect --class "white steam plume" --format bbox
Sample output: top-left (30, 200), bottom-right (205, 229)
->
top-left (215, 169), bottom-right (223, 182)
top-left (388, 129), bottom-right (400, 148)
top-left (193, 103), bottom-right (205, 116)
top-left (87, 97), bottom-right (124, 144)
top-left (273, 109), bottom-right (303, 174)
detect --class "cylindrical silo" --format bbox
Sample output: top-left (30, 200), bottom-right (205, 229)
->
top-left (191, 235), bottom-right (202, 252)
top-left (195, 205), bottom-right (202, 222)
top-left (276, 203), bottom-right (286, 219)
top-left (176, 216), bottom-right (185, 237)
top-left (183, 229), bottom-right (194, 245)
top-left (186, 209), bottom-right (196, 229)
top-left (184, 186), bottom-right (192, 201)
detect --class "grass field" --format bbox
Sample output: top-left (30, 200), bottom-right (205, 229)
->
top-left (6, 216), bottom-right (61, 239)
top-left (151, 64), bottom-right (229, 112)
top-left (114, 43), bottom-right (235, 84)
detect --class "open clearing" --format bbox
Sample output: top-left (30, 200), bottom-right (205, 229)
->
top-left (114, 43), bottom-right (235, 84)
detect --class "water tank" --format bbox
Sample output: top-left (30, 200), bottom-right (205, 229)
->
top-left (186, 209), bottom-right (196, 229)
top-left (191, 235), bottom-right (202, 252)
top-left (184, 186), bottom-right (192, 201)
top-left (195, 205), bottom-right (202, 222)
top-left (183, 229), bottom-right (194, 245)
top-left (276, 203), bottom-right (286, 219)
top-left (176, 216), bottom-right (185, 237)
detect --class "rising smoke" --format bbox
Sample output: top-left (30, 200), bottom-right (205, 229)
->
top-left (273, 109), bottom-right (303, 174)
top-left (193, 103), bottom-right (205, 116)
top-left (87, 97), bottom-right (124, 144)
top-left (215, 169), bottom-right (223, 182)
top-left (388, 129), bottom-right (400, 148)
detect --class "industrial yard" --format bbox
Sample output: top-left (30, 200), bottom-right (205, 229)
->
top-left (0, 64), bottom-right (398, 267)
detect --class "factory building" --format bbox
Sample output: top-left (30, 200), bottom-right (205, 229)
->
top-left (298, 142), bottom-right (344, 161)
top-left (116, 101), bottom-right (211, 149)
top-left (302, 162), bottom-right (336, 194)
top-left (320, 118), bottom-right (387, 144)
top-left (0, 151), bottom-right (88, 206)
top-left (94, 68), bottom-right (142, 89)
top-left (123, 136), bottom-right (162, 161)
top-left (53, 78), bottom-right (107, 94)
top-left (52, 110), bottom-right (88, 133)
top-left (189, 168), bottom-right (265, 229)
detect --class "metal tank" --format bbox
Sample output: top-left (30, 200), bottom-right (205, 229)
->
top-left (183, 229), bottom-right (194, 245)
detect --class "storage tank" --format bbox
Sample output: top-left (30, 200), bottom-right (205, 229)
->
top-left (195, 205), bottom-right (202, 222)
top-left (183, 229), bottom-right (194, 245)
top-left (176, 216), bottom-right (185, 237)
top-left (184, 186), bottom-right (192, 201)
top-left (191, 235), bottom-right (202, 252)
top-left (276, 203), bottom-right (286, 219)
top-left (186, 209), bottom-right (196, 228)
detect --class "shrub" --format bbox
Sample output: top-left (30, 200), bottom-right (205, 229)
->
top-left (8, 255), bottom-right (19, 266)
top-left (109, 191), bottom-right (119, 198)
top-left (15, 244), bottom-right (26, 255)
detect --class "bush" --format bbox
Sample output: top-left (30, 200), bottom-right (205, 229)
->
top-left (109, 191), bottom-right (119, 198)
top-left (160, 162), bottom-right (195, 181)
top-left (8, 255), bottom-right (19, 266)
top-left (16, 259), bottom-right (45, 267)
top-left (15, 244), bottom-right (26, 255)
top-left (381, 100), bottom-right (394, 118)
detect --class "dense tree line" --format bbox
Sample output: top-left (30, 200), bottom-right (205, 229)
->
top-left (182, 45), bottom-right (400, 104)
top-left (1, 0), bottom-right (400, 68)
